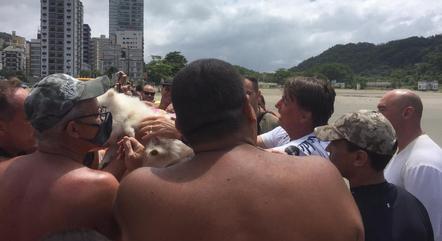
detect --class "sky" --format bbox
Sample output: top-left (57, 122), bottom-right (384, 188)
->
top-left (1, 0), bottom-right (442, 72)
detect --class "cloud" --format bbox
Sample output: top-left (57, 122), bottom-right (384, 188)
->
top-left (1, 0), bottom-right (442, 72)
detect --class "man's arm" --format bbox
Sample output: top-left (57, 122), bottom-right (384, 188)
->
top-left (256, 135), bottom-right (266, 148)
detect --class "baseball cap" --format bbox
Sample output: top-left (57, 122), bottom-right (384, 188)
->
top-left (314, 110), bottom-right (396, 155)
top-left (25, 74), bottom-right (111, 132)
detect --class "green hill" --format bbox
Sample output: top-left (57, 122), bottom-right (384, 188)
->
top-left (290, 35), bottom-right (442, 85)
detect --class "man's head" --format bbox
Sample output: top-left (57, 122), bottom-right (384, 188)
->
top-left (141, 84), bottom-right (156, 102)
top-left (243, 77), bottom-right (260, 114)
top-left (25, 74), bottom-right (112, 152)
top-left (172, 59), bottom-right (254, 145)
top-left (160, 78), bottom-right (173, 96)
top-left (377, 89), bottom-right (423, 133)
top-left (0, 79), bottom-right (36, 156)
top-left (315, 110), bottom-right (397, 179)
top-left (276, 76), bottom-right (335, 136)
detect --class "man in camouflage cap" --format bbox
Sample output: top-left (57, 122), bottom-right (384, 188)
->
top-left (315, 110), bottom-right (434, 241)
top-left (0, 74), bottom-right (122, 240)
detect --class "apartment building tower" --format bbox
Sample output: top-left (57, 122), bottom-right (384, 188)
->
top-left (109, 0), bottom-right (144, 81)
top-left (40, 0), bottom-right (84, 77)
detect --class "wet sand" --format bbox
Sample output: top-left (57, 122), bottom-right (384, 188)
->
top-left (261, 88), bottom-right (442, 146)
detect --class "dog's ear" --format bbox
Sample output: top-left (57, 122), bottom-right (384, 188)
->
top-left (107, 89), bottom-right (116, 97)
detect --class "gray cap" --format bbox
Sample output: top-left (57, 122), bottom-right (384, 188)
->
top-left (314, 110), bottom-right (396, 155)
top-left (25, 74), bottom-right (110, 132)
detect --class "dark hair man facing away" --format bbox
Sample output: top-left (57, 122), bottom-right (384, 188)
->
top-left (115, 59), bottom-right (364, 241)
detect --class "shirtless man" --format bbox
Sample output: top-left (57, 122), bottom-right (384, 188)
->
top-left (115, 59), bottom-right (364, 241)
top-left (0, 74), bottom-right (119, 241)
top-left (0, 79), bottom-right (36, 161)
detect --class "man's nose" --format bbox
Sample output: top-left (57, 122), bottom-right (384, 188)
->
top-left (275, 99), bottom-right (282, 109)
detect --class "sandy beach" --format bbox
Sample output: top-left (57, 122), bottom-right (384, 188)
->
top-left (262, 88), bottom-right (442, 146)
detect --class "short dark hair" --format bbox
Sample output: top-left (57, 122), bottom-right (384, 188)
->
top-left (172, 59), bottom-right (246, 144)
top-left (245, 76), bottom-right (259, 92)
top-left (0, 79), bottom-right (23, 121)
top-left (284, 76), bottom-right (335, 127)
top-left (135, 84), bottom-right (143, 92)
top-left (345, 140), bottom-right (396, 172)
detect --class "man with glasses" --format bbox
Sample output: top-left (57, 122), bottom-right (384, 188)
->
top-left (141, 83), bottom-right (156, 103)
top-left (0, 74), bottom-right (121, 241)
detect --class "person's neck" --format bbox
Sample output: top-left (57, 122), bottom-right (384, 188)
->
top-left (192, 133), bottom-right (255, 154)
top-left (396, 125), bottom-right (423, 152)
top-left (38, 141), bottom-right (86, 163)
top-left (285, 125), bottom-right (312, 141)
top-left (349, 172), bottom-right (385, 188)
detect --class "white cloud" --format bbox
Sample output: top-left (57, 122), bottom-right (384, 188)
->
top-left (1, 0), bottom-right (442, 72)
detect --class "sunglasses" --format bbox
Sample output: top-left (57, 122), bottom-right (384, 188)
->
top-left (143, 91), bottom-right (156, 96)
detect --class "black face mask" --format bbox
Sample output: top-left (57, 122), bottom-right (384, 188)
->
top-left (74, 112), bottom-right (113, 146)
top-left (88, 112), bottom-right (113, 146)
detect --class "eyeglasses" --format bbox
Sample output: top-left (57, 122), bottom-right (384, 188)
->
top-left (70, 107), bottom-right (109, 123)
top-left (143, 91), bottom-right (156, 96)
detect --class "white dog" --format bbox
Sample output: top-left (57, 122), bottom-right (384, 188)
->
top-left (97, 89), bottom-right (194, 168)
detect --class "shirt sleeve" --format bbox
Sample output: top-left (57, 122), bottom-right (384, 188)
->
top-left (404, 164), bottom-right (442, 241)
top-left (259, 126), bottom-right (282, 148)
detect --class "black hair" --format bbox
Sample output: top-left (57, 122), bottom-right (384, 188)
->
top-left (345, 140), bottom-right (396, 172)
top-left (284, 76), bottom-right (335, 127)
top-left (245, 76), bottom-right (259, 92)
top-left (135, 84), bottom-right (143, 92)
top-left (172, 59), bottom-right (246, 144)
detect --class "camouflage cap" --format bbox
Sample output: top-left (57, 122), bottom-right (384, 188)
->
top-left (25, 74), bottom-right (110, 132)
top-left (314, 110), bottom-right (396, 155)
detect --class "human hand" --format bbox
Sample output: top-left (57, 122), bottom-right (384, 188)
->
top-left (137, 115), bottom-right (181, 142)
top-left (118, 136), bottom-right (146, 172)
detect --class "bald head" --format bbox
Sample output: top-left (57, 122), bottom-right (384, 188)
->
top-left (378, 89), bottom-right (423, 134)
top-left (384, 89), bottom-right (422, 117)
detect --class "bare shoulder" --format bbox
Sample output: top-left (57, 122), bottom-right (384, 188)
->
top-left (56, 167), bottom-right (119, 205)
top-left (264, 151), bottom-right (342, 180)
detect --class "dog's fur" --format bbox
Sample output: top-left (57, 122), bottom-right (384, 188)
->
top-left (97, 89), bottom-right (194, 168)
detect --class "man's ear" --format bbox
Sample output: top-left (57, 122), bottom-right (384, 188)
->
top-left (300, 110), bottom-right (312, 124)
top-left (402, 106), bottom-right (414, 120)
top-left (65, 120), bottom-right (81, 138)
top-left (243, 96), bottom-right (257, 122)
top-left (353, 149), bottom-right (369, 167)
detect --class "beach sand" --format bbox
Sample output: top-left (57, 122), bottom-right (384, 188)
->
top-left (262, 88), bottom-right (442, 146)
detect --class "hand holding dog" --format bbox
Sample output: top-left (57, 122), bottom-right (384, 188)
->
top-left (137, 116), bottom-right (182, 142)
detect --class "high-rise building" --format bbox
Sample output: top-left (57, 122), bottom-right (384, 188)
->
top-left (109, 0), bottom-right (144, 35)
top-left (91, 35), bottom-right (121, 75)
top-left (82, 24), bottom-right (91, 70)
top-left (40, 0), bottom-right (84, 77)
top-left (109, 0), bottom-right (144, 81)
top-left (29, 38), bottom-right (42, 82)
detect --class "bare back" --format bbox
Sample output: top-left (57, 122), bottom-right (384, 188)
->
top-left (115, 144), bottom-right (364, 241)
top-left (0, 152), bottom-right (119, 241)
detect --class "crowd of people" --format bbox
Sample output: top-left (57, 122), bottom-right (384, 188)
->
top-left (0, 58), bottom-right (441, 241)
